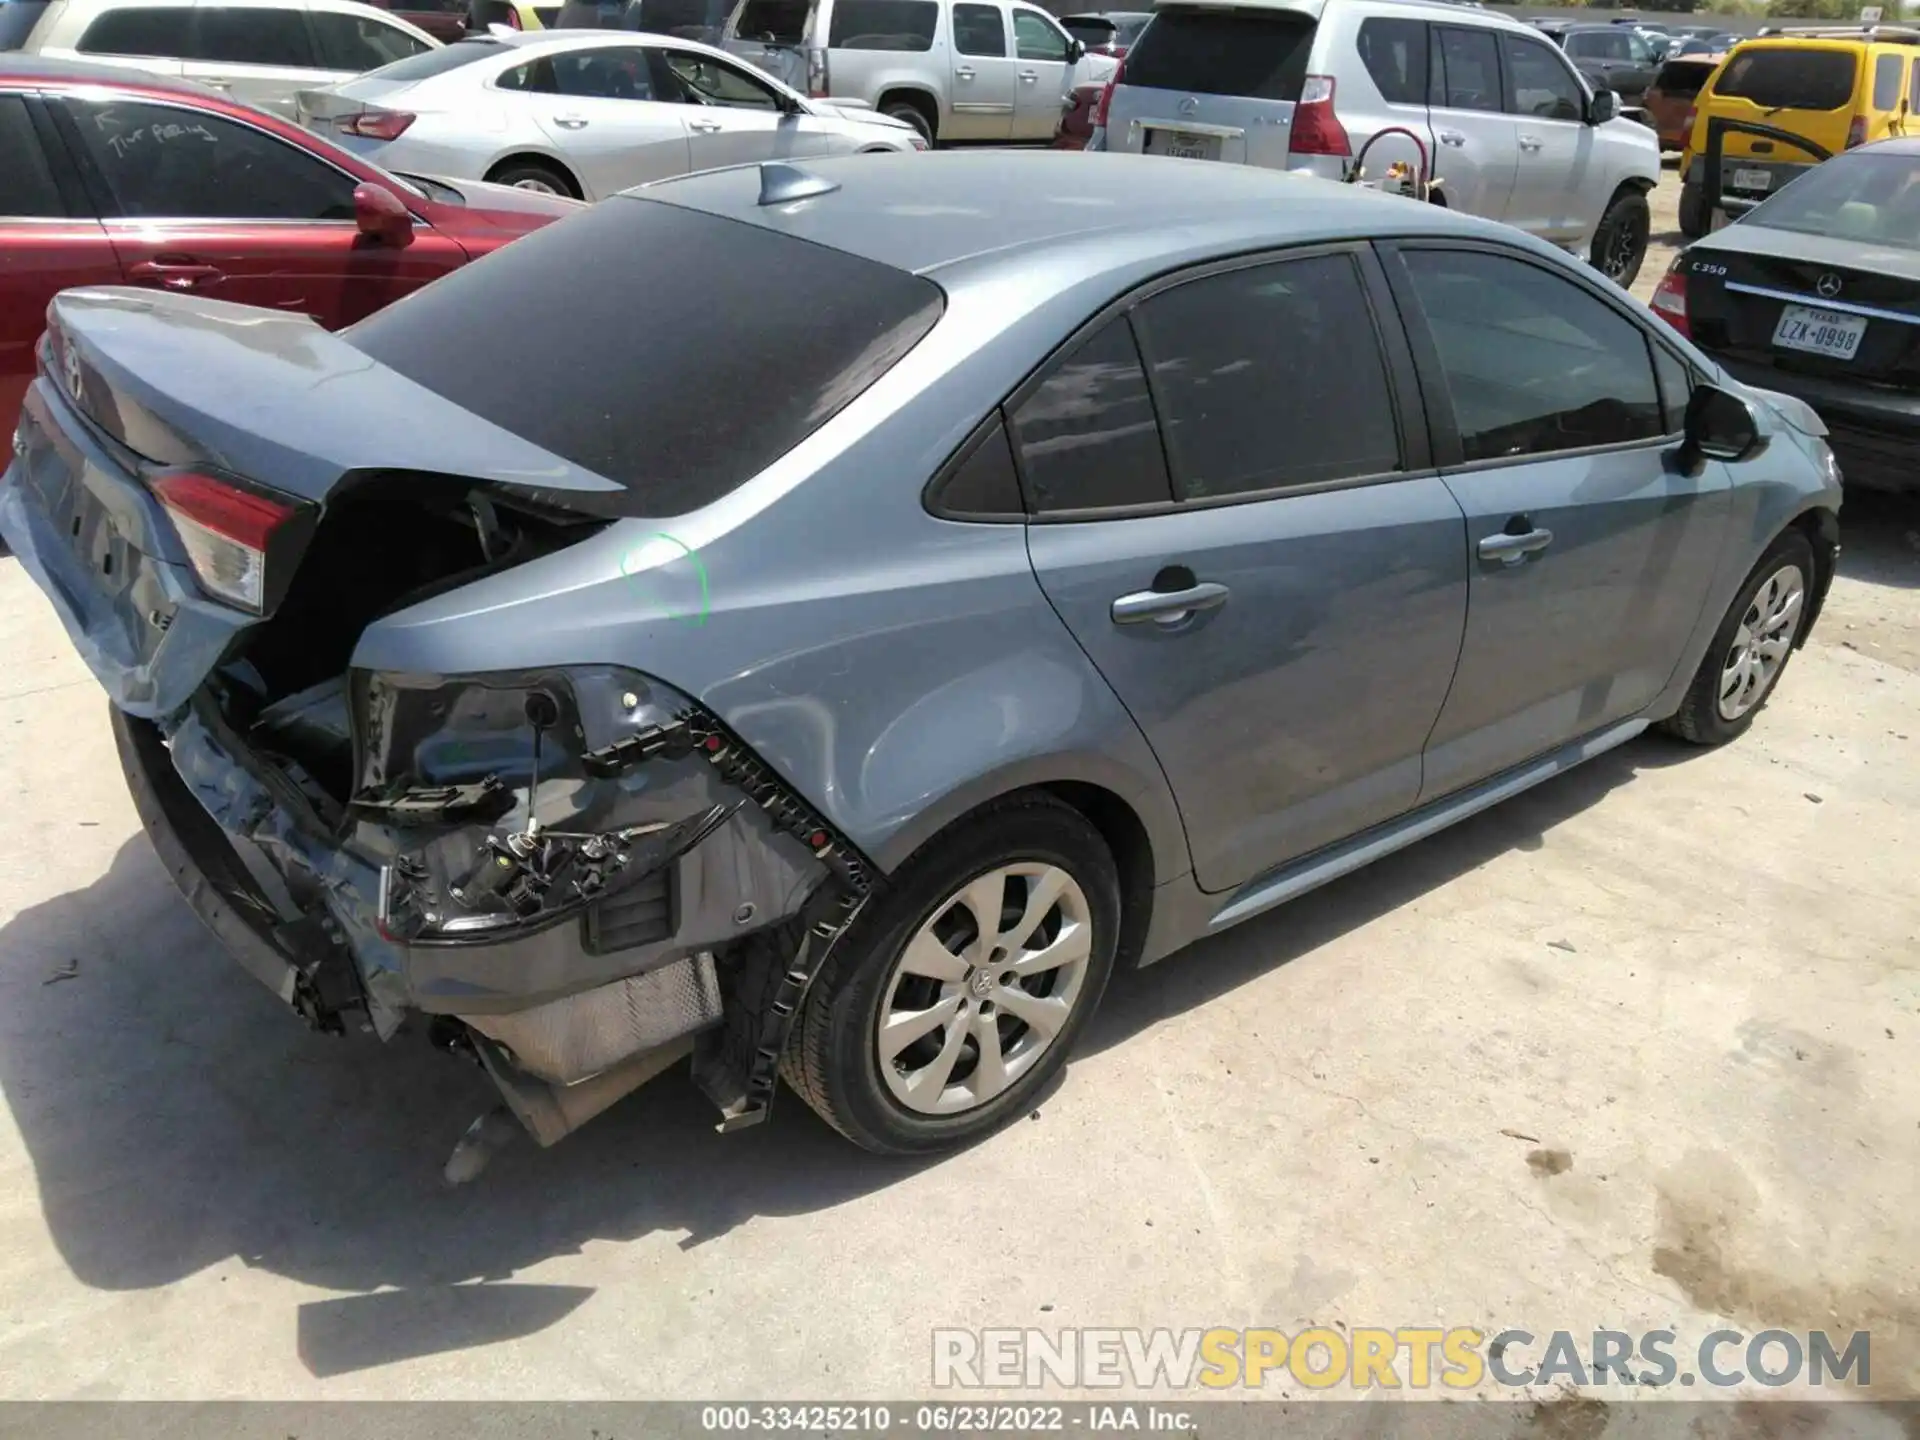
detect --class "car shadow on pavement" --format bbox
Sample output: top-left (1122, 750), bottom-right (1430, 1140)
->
top-left (1838, 490), bottom-right (1920, 591)
top-left (0, 729), bottom-right (1692, 1377)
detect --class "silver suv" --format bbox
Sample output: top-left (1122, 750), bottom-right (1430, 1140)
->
top-left (720, 0), bottom-right (1118, 144)
top-left (1101, 0), bottom-right (1662, 284)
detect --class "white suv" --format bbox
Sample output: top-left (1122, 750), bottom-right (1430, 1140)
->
top-left (1099, 0), bottom-right (1662, 285)
top-left (8, 0), bottom-right (438, 117)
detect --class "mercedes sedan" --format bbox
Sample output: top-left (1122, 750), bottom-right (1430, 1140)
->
top-left (0, 153), bottom-right (1840, 1174)
top-left (294, 30), bottom-right (923, 198)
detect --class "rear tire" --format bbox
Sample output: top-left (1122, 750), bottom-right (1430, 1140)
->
top-left (1589, 187), bottom-right (1650, 287)
top-left (1659, 531), bottom-right (1815, 746)
top-left (880, 97), bottom-right (935, 146)
top-left (782, 794), bottom-right (1118, 1154)
top-left (1678, 180), bottom-right (1709, 239)
top-left (485, 158), bottom-right (579, 198)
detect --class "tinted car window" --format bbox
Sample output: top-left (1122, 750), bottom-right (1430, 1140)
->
top-left (1713, 48), bottom-right (1857, 111)
top-left (931, 420), bottom-right (1023, 519)
top-left (195, 6), bottom-right (317, 66)
top-left (1012, 9), bottom-right (1065, 61)
top-left (365, 34), bottom-right (503, 75)
top-left (1132, 254), bottom-right (1400, 500)
top-left (827, 0), bottom-right (935, 51)
top-left (0, 0), bottom-right (51, 48)
top-left (1061, 16), bottom-right (1112, 45)
top-left (313, 11), bottom-right (429, 69)
top-left (1009, 317), bottom-right (1172, 514)
top-left (732, 0), bottom-right (805, 43)
top-left (1738, 149), bottom-right (1920, 253)
top-left (550, 46), bottom-right (654, 98)
top-left (347, 197), bottom-right (944, 518)
top-left (1652, 58), bottom-right (1714, 99)
top-left (953, 2), bottom-right (1003, 57)
top-left (62, 98), bottom-right (358, 220)
top-left (1357, 17), bottom-right (1426, 107)
top-left (1503, 33), bottom-right (1583, 120)
top-left (0, 94), bottom-right (62, 216)
top-left (76, 6), bottom-right (194, 56)
top-left (1401, 249), bottom-right (1663, 462)
top-left (1873, 53), bottom-right (1901, 111)
top-left (1120, 7), bottom-right (1314, 101)
top-left (1433, 26), bottom-right (1499, 112)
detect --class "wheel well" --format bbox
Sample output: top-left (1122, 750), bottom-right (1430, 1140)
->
top-left (1037, 781), bottom-right (1155, 972)
top-left (1789, 507), bottom-right (1841, 645)
top-left (876, 88), bottom-right (937, 139)
top-left (484, 154), bottom-right (582, 199)
top-left (1619, 176), bottom-right (1656, 199)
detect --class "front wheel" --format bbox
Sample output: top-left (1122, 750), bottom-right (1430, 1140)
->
top-left (1590, 188), bottom-right (1651, 287)
top-left (880, 100), bottom-right (934, 146)
top-left (1660, 532), bottom-right (1815, 746)
top-left (782, 795), bottom-right (1119, 1154)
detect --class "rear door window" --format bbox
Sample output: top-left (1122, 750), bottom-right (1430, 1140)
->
top-left (549, 45), bottom-right (655, 98)
top-left (76, 6), bottom-right (195, 56)
top-left (0, 93), bottom-right (63, 216)
top-left (61, 97), bottom-right (359, 219)
top-left (1130, 253), bottom-right (1402, 500)
top-left (826, 0), bottom-right (935, 51)
top-left (1872, 53), bottom-right (1901, 111)
top-left (1009, 317), bottom-right (1172, 514)
top-left (1432, 25), bottom-right (1499, 112)
top-left (1356, 16), bottom-right (1425, 106)
top-left (1119, 6), bottom-right (1314, 101)
top-left (193, 6), bottom-right (318, 66)
top-left (345, 197), bottom-right (945, 518)
top-left (312, 10), bottom-right (430, 69)
top-left (1713, 47), bottom-right (1857, 111)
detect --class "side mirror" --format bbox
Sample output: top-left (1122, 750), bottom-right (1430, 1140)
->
top-left (1683, 383), bottom-right (1763, 465)
top-left (1588, 88), bottom-right (1620, 125)
top-left (1067, 36), bottom-right (1085, 62)
top-left (354, 182), bottom-right (414, 248)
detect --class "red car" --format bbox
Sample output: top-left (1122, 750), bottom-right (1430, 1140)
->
top-left (0, 54), bottom-right (578, 442)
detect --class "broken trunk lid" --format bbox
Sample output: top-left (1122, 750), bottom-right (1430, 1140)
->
top-left (44, 287), bottom-right (629, 512)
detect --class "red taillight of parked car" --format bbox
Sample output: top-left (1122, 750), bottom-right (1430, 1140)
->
top-left (1093, 54), bottom-right (1124, 128)
top-left (1650, 263), bottom-right (1690, 338)
top-left (150, 471), bottom-right (299, 614)
top-left (1288, 74), bottom-right (1351, 157)
top-left (338, 110), bottom-right (416, 141)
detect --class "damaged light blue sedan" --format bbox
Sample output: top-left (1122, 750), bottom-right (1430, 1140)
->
top-left (0, 153), bottom-right (1843, 1171)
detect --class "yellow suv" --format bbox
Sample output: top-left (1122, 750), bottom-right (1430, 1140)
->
top-left (1679, 27), bottom-right (1920, 236)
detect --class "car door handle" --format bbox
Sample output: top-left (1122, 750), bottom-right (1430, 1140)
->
top-left (1111, 582), bottom-right (1230, 625)
top-left (1437, 128), bottom-right (1466, 147)
top-left (689, 118), bottom-right (723, 132)
top-left (1518, 134), bottom-right (1543, 150)
top-left (127, 259), bottom-right (223, 290)
top-left (1478, 527), bottom-right (1554, 565)
top-left (955, 66), bottom-right (975, 79)
top-left (1019, 69), bottom-right (1037, 82)
top-left (552, 113), bottom-right (589, 129)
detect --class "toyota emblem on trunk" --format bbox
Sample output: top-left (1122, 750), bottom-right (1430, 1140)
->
top-left (1817, 273), bottom-right (1843, 299)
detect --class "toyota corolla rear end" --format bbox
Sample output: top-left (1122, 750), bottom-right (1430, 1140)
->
top-left (0, 192), bottom-right (942, 1172)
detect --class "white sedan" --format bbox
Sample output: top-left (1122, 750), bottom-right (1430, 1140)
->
top-left (293, 30), bottom-right (925, 199)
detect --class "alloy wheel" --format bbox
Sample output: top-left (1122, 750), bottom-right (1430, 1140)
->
top-left (511, 177), bottom-right (561, 194)
top-left (1718, 564), bottom-right (1805, 721)
top-left (1601, 208), bottom-right (1648, 282)
top-left (875, 863), bottom-right (1092, 1116)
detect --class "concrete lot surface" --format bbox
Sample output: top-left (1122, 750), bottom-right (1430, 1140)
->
top-left (0, 171), bottom-right (1915, 1409)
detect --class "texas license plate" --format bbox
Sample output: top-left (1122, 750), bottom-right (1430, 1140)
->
top-left (1150, 130), bottom-right (1220, 162)
top-left (1772, 304), bottom-right (1866, 360)
top-left (1731, 167), bottom-right (1772, 192)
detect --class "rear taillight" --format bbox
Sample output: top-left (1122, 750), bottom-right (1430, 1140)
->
top-left (338, 110), bottom-right (416, 141)
top-left (1650, 262), bottom-right (1690, 338)
top-left (806, 47), bottom-right (828, 98)
top-left (1846, 115), bottom-right (1867, 148)
top-left (150, 471), bottom-right (297, 613)
top-left (1289, 74), bottom-right (1351, 157)
top-left (1093, 54), bottom-right (1124, 128)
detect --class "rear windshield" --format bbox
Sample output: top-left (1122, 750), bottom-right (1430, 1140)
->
top-left (0, 0), bottom-right (50, 48)
top-left (1712, 47), bottom-right (1857, 111)
top-left (346, 199), bottom-right (944, 518)
top-left (364, 35), bottom-right (503, 76)
top-left (1062, 16), bottom-right (1115, 41)
top-left (1121, 7), bottom-right (1315, 101)
top-left (1653, 58), bottom-right (1715, 97)
top-left (1740, 149), bottom-right (1920, 252)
